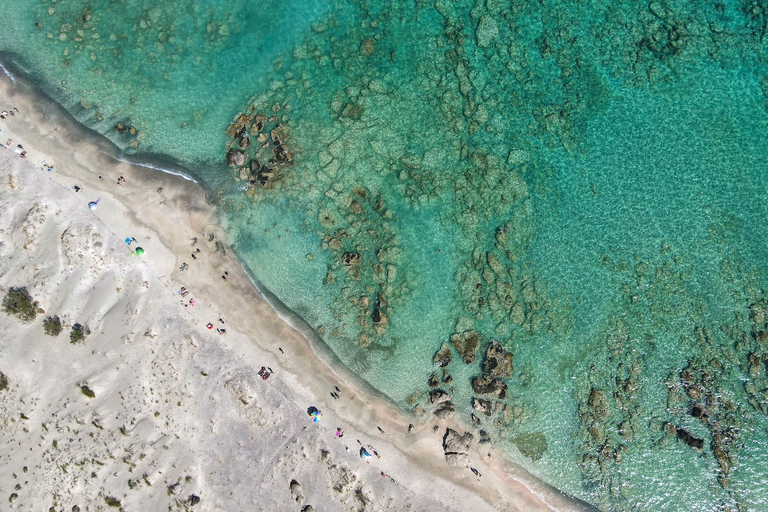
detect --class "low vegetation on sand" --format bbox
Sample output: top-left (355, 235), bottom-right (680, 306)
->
top-left (70, 323), bottom-right (90, 344)
top-left (43, 315), bottom-right (63, 337)
top-left (2, 286), bottom-right (39, 323)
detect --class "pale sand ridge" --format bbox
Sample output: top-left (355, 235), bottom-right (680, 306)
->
top-left (0, 71), bottom-right (592, 511)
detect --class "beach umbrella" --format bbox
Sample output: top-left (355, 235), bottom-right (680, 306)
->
top-left (134, 247), bottom-right (145, 256)
top-left (125, 237), bottom-right (132, 245)
top-left (87, 198), bottom-right (101, 210)
top-left (360, 447), bottom-right (371, 461)
top-left (310, 410), bottom-right (322, 422)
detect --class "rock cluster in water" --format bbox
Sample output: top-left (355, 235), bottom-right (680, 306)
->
top-left (225, 110), bottom-right (293, 192)
top-left (424, 334), bottom-right (524, 455)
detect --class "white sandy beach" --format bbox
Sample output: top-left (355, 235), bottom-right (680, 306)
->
top-left (0, 73), bottom-right (590, 512)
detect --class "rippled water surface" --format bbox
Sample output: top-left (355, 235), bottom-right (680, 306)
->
top-left (3, 0), bottom-right (768, 509)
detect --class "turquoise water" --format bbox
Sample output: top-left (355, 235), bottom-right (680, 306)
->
top-left (4, 0), bottom-right (768, 509)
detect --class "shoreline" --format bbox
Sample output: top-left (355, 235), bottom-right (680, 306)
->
top-left (0, 69), bottom-right (594, 511)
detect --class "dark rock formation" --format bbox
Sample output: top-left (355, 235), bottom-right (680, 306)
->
top-left (434, 343), bottom-right (453, 368)
top-left (450, 330), bottom-right (479, 364)
top-left (255, 167), bottom-right (275, 187)
top-left (372, 308), bottom-right (388, 331)
top-left (342, 252), bottom-right (361, 267)
top-left (472, 397), bottom-right (492, 416)
top-left (443, 428), bottom-right (473, 452)
top-left (442, 428), bottom-right (473, 467)
top-left (429, 389), bottom-right (451, 404)
top-left (434, 401), bottom-right (455, 419)
top-left (471, 375), bottom-right (507, 399)
top-left (251, 114), bottom-right (266, 134)
top-left (676, 427), bottom-right (704, 450)
top-left (226, 148), bottom-right (247, 166)
top-left (225, 113), bottom-right (254, 138)
top-left (482, 339), bottom-right (513, 378)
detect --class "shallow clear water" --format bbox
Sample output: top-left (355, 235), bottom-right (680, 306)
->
top-left (4, 0), bottom-right (768, 510)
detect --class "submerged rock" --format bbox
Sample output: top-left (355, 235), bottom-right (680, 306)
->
top-left (471, 375), bottom-right (507, 399)
top-left (359, 38), bottom-right (376, 57)
top-left (482, 339), bottom-right (514, 378)
top-left (251, 114), bottom-right (267, 134)
top-left (434, 343), bottom-right (453, 368)
top-left (713, 442), bottom-right (730, 475)
top-left (342, 252), bottom-right (361, 267)
top-left (588, 388), bottom-right (610, 420)
top-left (450, 330), bottom-right (479, 364)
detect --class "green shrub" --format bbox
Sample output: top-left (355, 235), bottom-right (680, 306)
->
top-left (43, 315), bottom-right (63, 337)
top-left (104, 496), bottom-right (121, 507)
top-left (0, 371), bottom-right (8, 391)
top-left (2, 287), bottom-right (38, 323)
top-left (80, 384), bottom-right (95, 398)
top-left (70, 323), bottom-right (90, 344)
